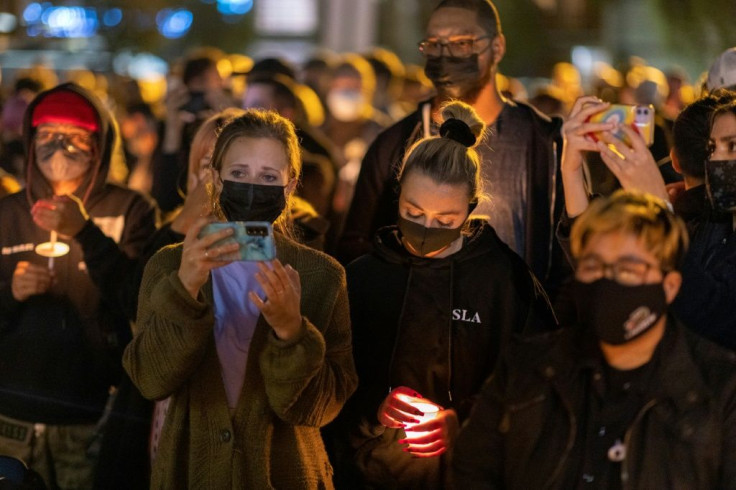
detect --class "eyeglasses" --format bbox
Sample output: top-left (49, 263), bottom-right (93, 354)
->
top-left (418, 36), bottom-right (490, 58)
top-left (35, 130), bottom-right (94, 162)
top-left (576, 256), bottom-right (662, 286)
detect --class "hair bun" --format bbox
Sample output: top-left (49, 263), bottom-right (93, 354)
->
top-left (440, 118), bottom-right (476, 147)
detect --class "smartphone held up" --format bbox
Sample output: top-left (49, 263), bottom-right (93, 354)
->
top-left (586, 104), bottom-right (655, 147)
top-left (200, 221), bottom-right (276, 262)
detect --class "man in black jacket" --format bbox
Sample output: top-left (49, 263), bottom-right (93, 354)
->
top-left (0, 83), bottom-right (156, 489)
top-left (337, 0), bottom-right (566, 293)
top-left (453, 190), bottom-right (736, 489)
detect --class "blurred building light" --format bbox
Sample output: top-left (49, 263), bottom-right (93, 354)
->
top-left (572, 45), bottom-right (611, 80)
top-left (572, 46), bottom-right (594, 76)
top-left (255, 0), bottom-right (317, 35)
top-left (102, 8), bottom-right (122, 27)
top-left (0, 13), bottom-right (18, 33)
top-left (23, 3), bottom-right (43, 23)
top-left (24, 4), bottom-right (99, 38)
top-left (156, 8), bottom-right (193, 39)
top-left (217, 0), bottom-right (253, 16)
top-left (45, 7), bottom-right (98, 38)
top-left (128, 53), bottom-right (168, 81)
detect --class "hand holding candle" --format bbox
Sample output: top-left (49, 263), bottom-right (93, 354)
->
top-left (377, 387), bottom-right (458, 458)
top-left (11, 261), bottom-right (53, 302)
top-left (399, 405), bottom-right (459, 458)
top-left (377, 386), bottom-right (427, 429)
top-left (31, 195), bottom-right (88, 239)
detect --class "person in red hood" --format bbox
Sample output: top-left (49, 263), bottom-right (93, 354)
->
top-left (0, 83), bottom-right (156, 489)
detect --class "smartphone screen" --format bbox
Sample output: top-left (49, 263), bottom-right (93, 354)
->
top-left (587, 104), bottom-right (655, 147)
top-left (199, 221), bottom-right (276, 261)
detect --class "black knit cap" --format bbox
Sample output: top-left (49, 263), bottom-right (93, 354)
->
top-left (439, 118), bottom-right (476, 147)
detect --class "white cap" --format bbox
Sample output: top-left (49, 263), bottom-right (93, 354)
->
top-left (707, 47), bottom-right (736, 91)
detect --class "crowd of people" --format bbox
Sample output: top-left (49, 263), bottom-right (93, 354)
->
top-left (0, 0), bottom-right (735, 488)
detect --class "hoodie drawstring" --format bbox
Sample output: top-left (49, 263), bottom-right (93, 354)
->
top-left (386, 266), bottom-right (415, 395)
top-left (447, 260), bottom-right (454, 404)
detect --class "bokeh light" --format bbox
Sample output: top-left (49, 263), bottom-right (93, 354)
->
top-left (156, 8), bottom-right (193, 39)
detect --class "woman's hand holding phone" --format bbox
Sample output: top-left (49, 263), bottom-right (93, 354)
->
top-left (562, 96), bottom-right (615, 172)
top-left (596, 124), bottom-right (669, 202)
top-left (250, 259), bottom-right (302, 341)
top-left (178, 217), bottom-right (238, 300)
top-left (561, 96), bottom-right (616, 217)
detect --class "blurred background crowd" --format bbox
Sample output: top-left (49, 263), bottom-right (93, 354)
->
top-left (0, 0), bottom-right (733, 245)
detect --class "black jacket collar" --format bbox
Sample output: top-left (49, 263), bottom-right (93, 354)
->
top-left (538, 319), bottom-right (712, 417)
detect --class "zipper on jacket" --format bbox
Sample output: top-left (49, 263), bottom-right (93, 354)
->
top-left (544, 383), bottom-right (578, 490)
top-left (621, 398), bottom-right (659, 489)
top-left (545, 139), bottom-right (558, 282)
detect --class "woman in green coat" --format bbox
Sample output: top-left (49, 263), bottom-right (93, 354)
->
top-left (123, 109), bottom-right (358, 489)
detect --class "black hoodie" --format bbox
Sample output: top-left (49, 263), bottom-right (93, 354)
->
top-left (0, 83), bottom-right (157, 424)
top-left (329, 220), bottom-right (558, 489)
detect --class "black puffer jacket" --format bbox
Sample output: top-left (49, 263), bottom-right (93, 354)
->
top-left (0, 83), bottom-right (157, 424)
top-left (453, 318), bottom-right (736, 489)
top-left (330, 220), bottom-right (557, 489)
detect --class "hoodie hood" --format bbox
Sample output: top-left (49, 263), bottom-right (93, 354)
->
top-left (372, 218), bottom-right (499, 268)
top-left (23, 82), bottom-right (114, 206)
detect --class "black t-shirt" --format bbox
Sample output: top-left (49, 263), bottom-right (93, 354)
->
top-left (577, 363), bottom-right (651, 489)
top-left (574, 329), bottom-right (673, 490)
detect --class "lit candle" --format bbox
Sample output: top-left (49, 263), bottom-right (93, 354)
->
top-left (35, 230), bottom-right (70, 270)
top-left (397, 394), bottom-right (441, 440)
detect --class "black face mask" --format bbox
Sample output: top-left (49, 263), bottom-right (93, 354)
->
top-left (572, 278), bottom-right (668, 345)
top-left (424, 54), bottom-right (483, 99)
top-left (397, 216), bottom-right (462, 256)
top-left (705, 159), bottom-right (736, 212)
top-left (218, 180), bottom-right (286, 223)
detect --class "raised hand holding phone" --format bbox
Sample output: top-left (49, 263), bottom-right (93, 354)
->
top-left (586, 103), bottom-right (655, 147)
top-left (561, 96), bottom-right (616, 217)
top-left (178, 217), bottom-right (238, 299)
top-left (596, 124), bottom-right (669, 202)
top-left (199, 221), bottom-right (277, 262)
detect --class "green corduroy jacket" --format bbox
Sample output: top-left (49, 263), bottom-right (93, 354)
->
top-left (123, 234), bottom-right (358, 489)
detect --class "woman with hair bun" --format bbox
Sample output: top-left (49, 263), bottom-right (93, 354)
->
top-left (329, 101), bottom-right (557, 489)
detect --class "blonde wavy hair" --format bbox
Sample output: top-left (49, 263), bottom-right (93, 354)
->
top-left (571, 190), bottom-right (689, 272)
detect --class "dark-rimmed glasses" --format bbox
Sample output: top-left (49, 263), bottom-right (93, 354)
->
top-left (418, 36), bottom-right (490, 58)
top-left (576, 256), bottom-right (662, 286)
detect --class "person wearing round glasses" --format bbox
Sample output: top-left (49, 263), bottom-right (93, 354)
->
top-left (339, 0), bottom-right (567, 301)
top-left (453, 190), bottom-right (736, 488)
